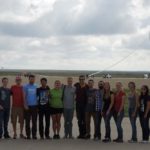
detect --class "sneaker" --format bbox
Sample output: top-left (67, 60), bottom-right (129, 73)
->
top-left (102, 138), bottom-right (111, 143)
top-left (94, 134), bottom-right (101, 140)
top-left (94, 137), bottom-right (101, 141)
top-left (63, 136), bottom-right (68, 139)
top-left (20, 134), bottom-right (26, 139)
top-left (32, 136), bottom-right (37, 140)
top-left (46, 136), bottom-right (51, 140)
top-left (53, 134), bottom-right (57, 139)
top-left (56, 134), bottom-right (60, 139)
top-left (69, 136), bottom-right (74, 139)
top-left (77, 135), bottom-right (83, 139)
top-left (128, 139), bottom-right (137, 143)
top-left (113, 138), bottom-right (123, 143)
top-left (113, 138), bottom-right (119, 142)
top-left (141, 140), bottom-right (149, 144)
top-left (26, 136), bottom-right (31, 140)
top-left (13, 134), bottom-right (17, 139)
top-left (84, 134), bottom-right (91, 139)
top-left (4, 135), bottom-right (11, 139)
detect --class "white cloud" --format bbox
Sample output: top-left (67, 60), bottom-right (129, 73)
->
top-left (0, 0), bottom-right (56, 23)
top-left (122, 27), bottom-right (150, 50)
top-left (0, 0), bottom-right (139, 37)
top-left (0, 0), bottom-right (150, 71)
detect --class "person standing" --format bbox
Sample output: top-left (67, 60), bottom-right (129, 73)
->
top-left (23, 75), bottom-right (38, 139)
top-left (11, 76), bottom-right (25, 139)
top-left (62, 77), bottom-right (76, 139)
top-left (128, 82), bottom-right (139, 143)
top-left (84, 79), bottom-right (97, 139)
top-left (94, 81), bottom-right (104, 140)
top-left (74, 75), bottom-right (88, 139)
top-left (139, 85), bottom-right (150, 143)
top-left (102, 82), bottom-right (114, 142)
top-left (113, 82), bottom-right (126, 143)
top-left (0, 77), bottom-right (11, 139)
top-left (37, 78), bottom-right (51, 139)
top-left (50, 80), bottom-right (63, 139)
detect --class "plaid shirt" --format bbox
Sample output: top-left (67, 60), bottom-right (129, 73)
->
top-left (95, 90), bottom-right (103, 111)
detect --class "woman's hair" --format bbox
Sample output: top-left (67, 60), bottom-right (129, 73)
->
top-left (55, 80), bottom-right (60, 83)
top-left (140, 85), bottom-right (149, 97)
top-left (128, 81), bottom-right (136, 89)
top-left (116, 82), bottom-right (122, 86)
top-left (104, 82), bottom-right (111, 98)
top-left (104, 82), bottom-right (110, 91)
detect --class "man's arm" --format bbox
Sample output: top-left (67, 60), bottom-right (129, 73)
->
top-left (0, 88), bottom-right (3, 110)
top-left (23, 86), bottom-right (28, 110)
top-left (144, 99), bottom-right (150, 118)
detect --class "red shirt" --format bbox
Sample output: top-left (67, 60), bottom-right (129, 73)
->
top-left (114, 91), bottom-right (125, 112)
top-left (11, 85), bottom-right (24, 107)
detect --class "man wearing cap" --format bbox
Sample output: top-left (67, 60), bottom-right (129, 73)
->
top-left (11, 76), bottom-right (25, 139)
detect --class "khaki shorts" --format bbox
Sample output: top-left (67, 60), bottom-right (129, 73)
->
top-left (11, 107), bottom-right (24, 124)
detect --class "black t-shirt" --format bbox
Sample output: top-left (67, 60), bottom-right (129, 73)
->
top-left (37, 86), bottom-right (50, 106)
top-left (102, 91), bottom-right (114, 113)
top-left (85, 88), bottom-right (96, 112)
top-left (0, 87), bottom-right (11, 109)
top-left (139, 95), bottom-right (150, 113)
top-left (74, 83), bottom-right (88, 106)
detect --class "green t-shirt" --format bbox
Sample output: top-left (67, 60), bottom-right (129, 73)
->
top-left (50, 88), bottom-right (63, 108)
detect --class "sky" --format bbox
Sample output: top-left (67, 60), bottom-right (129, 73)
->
top-left (0, 0), bottom-right (150, 71)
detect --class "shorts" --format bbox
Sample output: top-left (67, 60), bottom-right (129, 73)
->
top-left (50, 107), bottom-right (63, 115)
top-left (11, 107), bottom-right (24, 124)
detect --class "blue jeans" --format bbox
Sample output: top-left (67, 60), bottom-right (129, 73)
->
top-left (64, 108), bottom-right (74, 137)
top-left (38, 105), bottom-right (50, 138)
top-left (104, 111), bottom-right (112, 139)
top-left (128, 108), bottom-right (137, 140)
top-left (76, 103), bottom-right (86, 136)
top-left (139, 112), bottom-right (150, 141)
top-left (25, 106), bottom-right (37, 138)
top-left (0, 108), bottom-right (10, 138)
top-left (113, 110), bottom-right (124, 139)
top-left (95, 111), bottom-right (102, 138)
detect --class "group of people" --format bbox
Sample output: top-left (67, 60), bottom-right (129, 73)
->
top-left (0, 75), bottom-right (150, 143)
